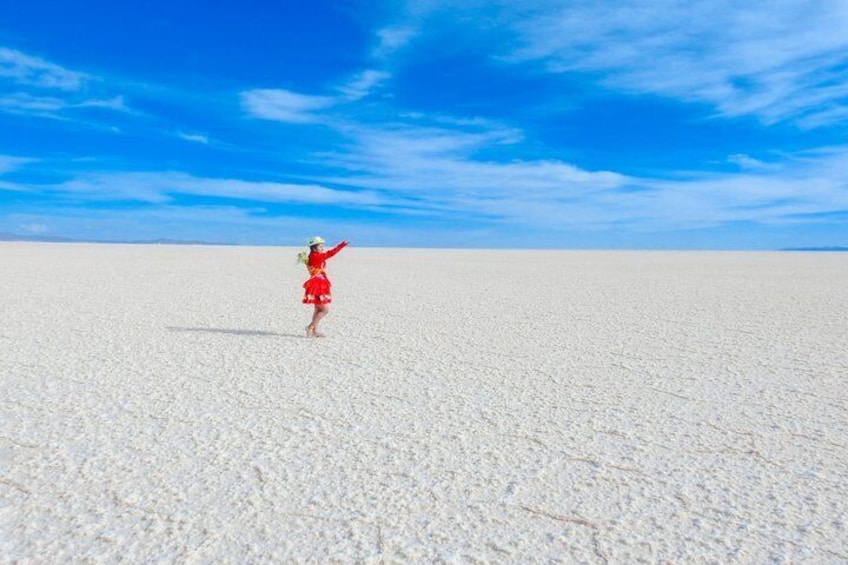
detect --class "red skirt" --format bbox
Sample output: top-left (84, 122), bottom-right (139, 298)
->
top-left (303, 274), bottom-right (332, 304)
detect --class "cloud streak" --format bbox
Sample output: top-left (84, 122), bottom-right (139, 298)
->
top-left (4, 132), bottom-right (847, 242)
top-left (0, 47), bottom-right (132, 123)
top-left (386, 1), bottom-right (848, 127)
top-left (372, 26), bottom-right (417, 59)
top-left (1, 204), bottom-right (468, 246)
top-left (0, 93), bottom-right (128, 118)
top-left (338, 69), bottom-right (391, 101)
top-left (510, 0), bottom-right (848, 126)
top-left (312, 120), bottom-right (848, 231)
top-left (241, 69), bottom-right (390, 124)
top-left (7, 170), bottom-right (385, 208)
top-left (4, 10), bottom-right (847, 248)
top-left (0, 47), bottom-right (88, 91)
top-left (0, 154), bottom-right (36, 174)
top-left (241, 89), bottom-right (336, 123)
top-left (177, 132), bottom-right (210, 144)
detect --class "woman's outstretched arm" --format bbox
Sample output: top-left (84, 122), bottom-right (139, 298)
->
top-left (324, 240), bottom-right (349, 259)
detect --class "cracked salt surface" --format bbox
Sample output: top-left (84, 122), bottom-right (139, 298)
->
top-left (2, 243), bottom-right (847, 562)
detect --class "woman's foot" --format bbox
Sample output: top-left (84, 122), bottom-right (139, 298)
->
top-left (306, 325), bottom-right (325, 338)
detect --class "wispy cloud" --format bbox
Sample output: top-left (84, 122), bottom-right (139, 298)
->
top-left (504, 1), bottom-right (848, 126)
top-left (4, 12), bottom-right (846, 249)
top-left (383, 1), bottom-right (848, 127)
top-left (0, 47), bottom-right (132, 122)
top-left (75, 96), bottom-right (127, 110)
top-left (338, 69), bottom-right (391, 101)
top-left (5, 132), bottom-right (846, 241)
top-left (0, 93), bottom-right (69, 114)
top-left (635, 150), bottom-right (848, 227)
top-left (10, 170), bottom-right (384, 207)
top-left (311, 119), bottom-right (848, 231)
top-left (321, 123), bottom-right (623, 193)
top-left (177, 132), bottom-right (210, 144)
top-left (1, 205), bottom-right (451, 246)
top-left (315, 122), bottom-right (641, 228)
top-left (242, 69), bottom-right (391, 124)
top-left (726, 153), bottom-right (770, 170)
top-left (0, 154), bottom-right (36, 174)
top-left (20, 222), bottom-right (49, 234)
top-left (0, 93), bottom-right (128, 118)
top-left (372, 27), bottom-right (417, 59)
top-left (2, 206), bottom-right (276, 244)
top-left (0, 47), bottom-right (88, 91)
top-left (241, 89), bottom-right (336, 123)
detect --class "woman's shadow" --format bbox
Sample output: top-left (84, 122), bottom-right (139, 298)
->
top-left (166, 326), bottom-right (304, 338)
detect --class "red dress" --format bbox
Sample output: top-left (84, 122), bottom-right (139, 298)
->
top-left (302, 241), bottom-right (348, 304)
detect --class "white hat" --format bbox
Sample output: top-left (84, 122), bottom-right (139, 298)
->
top-left (308, 236), bottom-right (325, 247)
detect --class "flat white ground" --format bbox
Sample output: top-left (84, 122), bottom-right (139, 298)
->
top-left (2, 243), bottom-right (847, 562)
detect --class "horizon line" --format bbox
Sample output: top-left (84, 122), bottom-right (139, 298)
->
top-left (1, 233), bottom-right (846, 252)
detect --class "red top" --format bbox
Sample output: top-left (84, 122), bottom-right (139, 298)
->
top-left (307, 241), bottom-right (348, 276)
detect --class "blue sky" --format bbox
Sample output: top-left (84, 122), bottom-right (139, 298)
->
top-left (1, 0), bottom-right (847, 249)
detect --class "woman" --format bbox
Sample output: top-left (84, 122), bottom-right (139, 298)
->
top-left (298, 236), bottom-right (349, 337)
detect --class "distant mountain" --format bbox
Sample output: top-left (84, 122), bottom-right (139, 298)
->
top-left (125, 238), bottom-right (237, 246)
top-left (0, 233), bottom-right (237, 246)
top-left (0, 232), bottom-right (75, 242)
top-left (781, 246), bottom-right (848, 252)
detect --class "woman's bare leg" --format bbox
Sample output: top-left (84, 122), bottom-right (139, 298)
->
top-left (308, 304), bottom-right (330, 337)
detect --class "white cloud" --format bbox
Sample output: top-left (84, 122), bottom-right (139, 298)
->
top-left (311, 120), bottom-right (848, 231)
top-left (384, 1), bottom-right (848, 127)
top-left (5, 135), bottom-right (847, 239)
top-left (338, 69), bottom-right (391, 100)
top-left (373, 27), bottom-right (417, 59)
top-left (796, 106), bottom-right (848, 130)
top-left (76, 96), bottom-right (128, 111)
top-left (502, 0), bottom-right (848, 126)
top-left (1, 205), bottom-right (459, 246)
top-left (727, 154), bottom-right (768, 170)
top-left (315, 123), bottom-right (631, 229)
top-left (633, 153), bottom-right (848, 228)
top-left (21, 223), bottom-right (49, 234)
top-left (241, 89), bottom-right (336, 123)
top-left (322, 124), bottom-right (624, 195)
top-left (2, 206), bottom-right (273, 244)
top-left (241, 70), bottom-right (390, 124)
top-left (0, 155), bottom-right (36, 175)
top-left (0, 47), bottom-right (88, 91)
top-left (0, 92), bottom-right (130, 118)
top-left (0, 92), bottom-right (129, 114)
top-left (177, 132), bottom-right (210, 144)
top-left (0, 93), bottom-right (68, 114)
top-left (241, 71), bottom-right (390, 124)
top-left (16, 171), bottom-right (384, 207)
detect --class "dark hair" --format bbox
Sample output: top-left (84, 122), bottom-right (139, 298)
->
top-left (310, 244), bottom-right (321, 252)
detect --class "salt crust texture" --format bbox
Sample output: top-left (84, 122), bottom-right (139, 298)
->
top-left (2, 243), bottom-right (847, 563)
